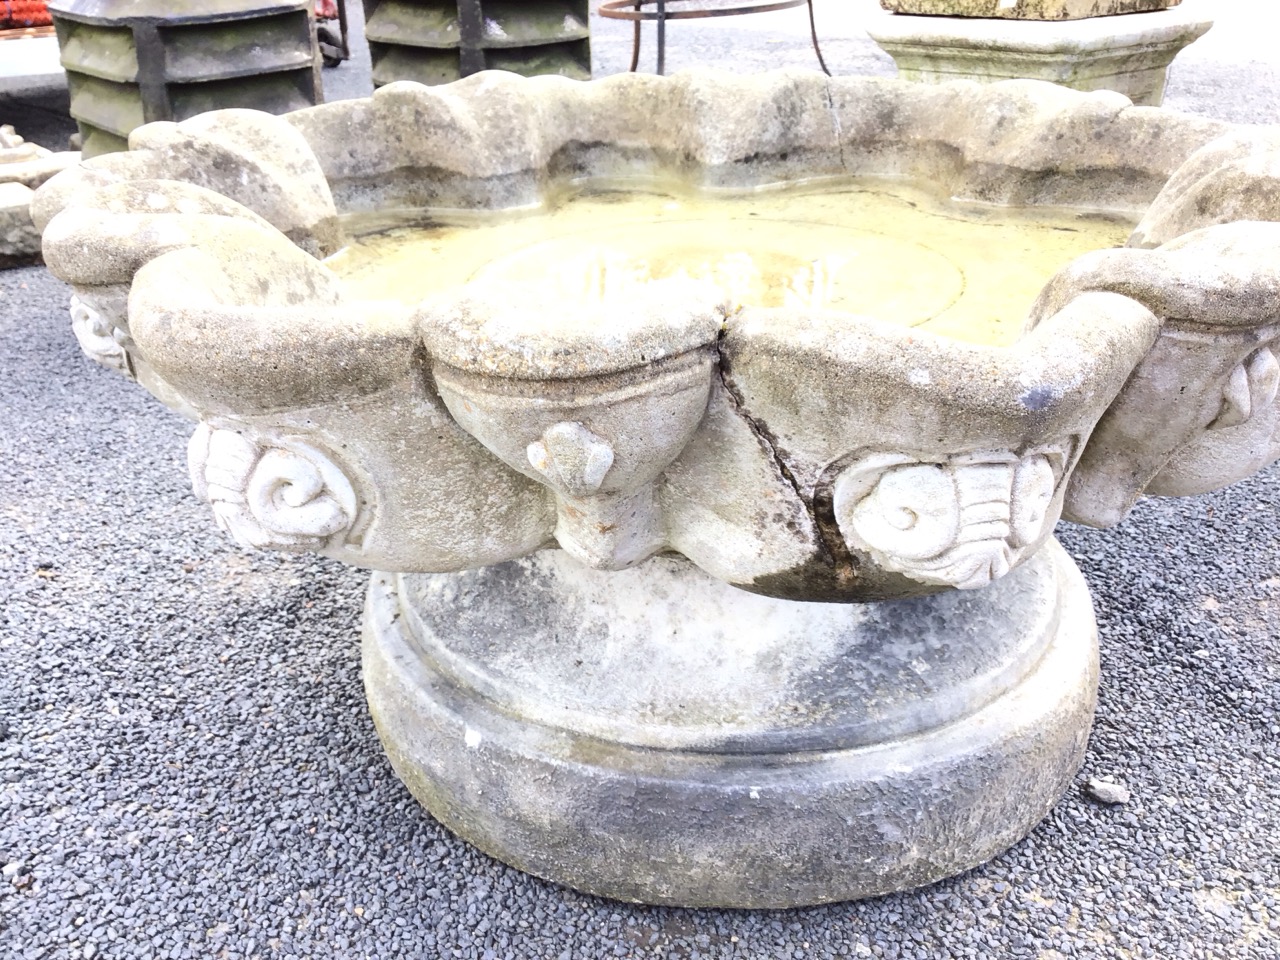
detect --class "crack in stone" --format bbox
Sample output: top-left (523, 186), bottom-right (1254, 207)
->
top-left (714, 321), bottom-right (858, 585)
top-left (823, 76), bottom-right (848, 177)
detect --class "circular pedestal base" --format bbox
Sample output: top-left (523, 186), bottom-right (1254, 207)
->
top-left (362, 539), bottom-right (1097, 908)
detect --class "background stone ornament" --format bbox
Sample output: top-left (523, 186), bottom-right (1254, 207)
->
top-left (878, 0), bottom-right (1182, 19)
top-left (869, 0), bottom-right (1209, 108)
top-left (187, 423), bottom-right (361, 553)
top-left (834, 448), bottom-right (1063, 589)
top-left (32, 70), bottom-right (1280, 907)
top-left (68, 294), bottom-right (130, 378)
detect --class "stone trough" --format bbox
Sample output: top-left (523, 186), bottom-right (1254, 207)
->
top-left (33, 70), bottom-right (1280, 907)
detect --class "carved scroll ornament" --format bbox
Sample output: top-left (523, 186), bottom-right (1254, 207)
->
top-left (69, 295), bottom-right (132, 379)
top-left (187, 423), bottom-right (362, 552)
top-left (833, 448), bottom-right (1067, 590)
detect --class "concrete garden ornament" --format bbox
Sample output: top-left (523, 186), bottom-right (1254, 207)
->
top-left (869, 0), bottom-right (1212, 108)
top-left (35, 69), bottom-right (1280, 908)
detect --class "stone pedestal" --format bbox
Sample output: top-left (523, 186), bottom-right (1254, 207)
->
top-left (867, 7), bottom-right (1213, 106)
top-left (363, 538), bottom-right (1098, 907)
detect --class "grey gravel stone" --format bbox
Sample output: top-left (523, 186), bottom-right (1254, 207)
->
top-left (1084, 777), bottom-right (1133, 805)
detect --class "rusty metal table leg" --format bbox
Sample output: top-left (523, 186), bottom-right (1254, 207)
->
top-left (602, 0), bottom-right (830, 77)
top-left (807, 0), bottom-right (830, 76)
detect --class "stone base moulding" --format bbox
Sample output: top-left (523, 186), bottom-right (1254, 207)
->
top-left (363, 538), bottom-right (1098, 908)
top-left (867, 7), bottom-right (1213, 106)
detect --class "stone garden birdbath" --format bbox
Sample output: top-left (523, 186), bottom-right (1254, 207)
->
top-left (34, 69), bottom-right (1280, 907)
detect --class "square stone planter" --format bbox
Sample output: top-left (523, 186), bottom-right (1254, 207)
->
top-left (868, 5), bottom-right (1212, 106)
top-left (879, 0), bottom-right (1182, 19)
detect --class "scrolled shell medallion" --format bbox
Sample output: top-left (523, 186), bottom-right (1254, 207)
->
top-left (188, 423), bottom-right (361, 552)
top-left (834, 448), bottom-right (1067, 590)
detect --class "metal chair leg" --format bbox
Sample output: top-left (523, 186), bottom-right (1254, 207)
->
top-left (337, 0), bottom-right (350, 61)
top-left (807, 0), bottom-right (831, 76)
top-left (604, 0), bottom-right (827, 78)
top-left (629, 0), bottom-right (642, 72)
top-left (656, 0), bottom-right (666, 76)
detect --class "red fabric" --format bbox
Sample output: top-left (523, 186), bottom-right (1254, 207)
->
top-left (0, 1), bottom-right (52, 28)
top-left (314, 0), bottom-right (338, 20)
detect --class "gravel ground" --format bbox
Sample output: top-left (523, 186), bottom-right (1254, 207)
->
top-left (3, 2), bottom-right (1280, 958)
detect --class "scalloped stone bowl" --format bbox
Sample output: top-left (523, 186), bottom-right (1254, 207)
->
top-left (35, 69), bottom-right (1280, 907)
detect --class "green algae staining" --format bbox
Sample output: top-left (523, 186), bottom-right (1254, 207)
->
top-left (327, 183), bottom-right (1132, 347)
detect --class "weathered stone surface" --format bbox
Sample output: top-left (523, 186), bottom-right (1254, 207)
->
top-left (0, 125), bottom-right (79, 266)
top-left (364, 538), bottom-right (1098, 907)
top-left (0, 181), bottom-right (39, 264)
top-left (0, 125), bottom-right (37, 158)
top-left (880, 0), bottom-right (1181, 20)
top-left (662, 378), bottom-right (822, 590)
top-left (35, 72), bottom-right (1271, 592)
top-left (826, 77), bottom-right (1227, 210)
top-left (867, 7), bottom-right (1213, 106)
top-left (1130, 127), bottom-right (1280, 248)
top-left (39, 178), bottom-right (294, 407)
top-left (0, 151), bottom-right (80, 191)
top-left (418, 282), bottom-right (723, 381)
top-left (285, 72), bottom-right (1226, 221)
top-left (34, 110), bottom-right (339, 257)
top-left (30, 149), bottom-right (162, 234)
top-left (0, 124), bottom-right (78, 191)
top-left (126, 111), bottom-right (340, 257)
top-left (183, 384), bottom-right (555, 574)
top-left (717, 291), bottom-right (1158, 597)
top-left (1028, 221), bottom-right (1280, 526)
